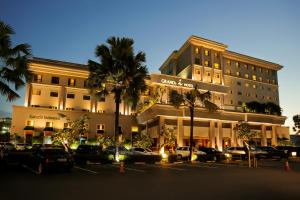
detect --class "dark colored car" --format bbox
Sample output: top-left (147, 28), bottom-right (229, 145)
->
top-left (257, 146), bottom-right (287, 159)
top-left (73, 144), bottom-right (111, 165)
top-left (198, 147), bottom-right (223, 161)
top-left (26, 146), bottom-right (73, 174)
top-left (276, 146), bottom-right (300, 157)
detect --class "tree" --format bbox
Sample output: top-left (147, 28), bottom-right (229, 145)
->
top-left (293, 115), bottom-right (300, 134)
top-left (133, 132), bottom-right (153, 149)
top-left (169, 86), bottom-right (218, 161)
top-left (87, 37), bottom-right (148, 152)
top-left (242, 101), bottom-right (282, 116)
top-left (233, 121), bottom-right (258, 168)
top-left (160, 124), bottom-right (177, 152)
top-left (0, 21), bottom-right (32, 101)
top-left (97, 135), bottom-right (114, 148)
top-left (52, 115), bottom-right (89, 150)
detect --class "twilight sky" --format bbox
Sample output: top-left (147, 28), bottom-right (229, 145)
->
top-left (0, 0), bottom-right (299, 132)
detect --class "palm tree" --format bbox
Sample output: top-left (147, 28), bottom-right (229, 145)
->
top-left (87, 37), bottom-right (148, 155)
top-left (0, 21), bottom-right (32, 101)
top-left (169, 86), bottom-right (218, 161)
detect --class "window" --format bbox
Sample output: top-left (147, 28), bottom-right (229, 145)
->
top-left (225, 69), bottom-right (231, 75)
top-left (214, 52), bottom-right (218, 58)
top-left (195, 47), bottom-right (199, 54)
top-left (214, 63), bottom-right (219, 69)
top-left (268, 88), bottom-right (271, 91)
top-left (131, 126), bottom-right (138, 132)
top-left (195, 69), bottom-right (201, 75)
top-left (266, 69), bottom-right (269, 75)
top-left (237, 82), bottom-right (241, 86)
top-left (204, 50), bottom-right (209, 56)
top-left (259, 77), bottom-right (263, 82)
top-left (230, 100), bottom-right (233, 104)
top-left (99, 96), bottom-right (105, 102)
top-left (45, 122), bottom-right (53, 127)
top-left (84, 80), bottom-right (88, 88)
top-left (26, 120), bottom-right (34, 126)
top-left (236, 72), bottom-right (240, 77)
top-left (260, 85), bottom-right (264, 90)
top-left (83, 95), bottom-right (90, 100)
top-left (255, 94), bottom-right (258, 98)
top-left (253, 84), bottom-right (256, 89)
top-left (245, 74), bottom-right (249, 79)
top-left (66, 107), bottom-right (74, 111)
top-left (96, 124), bottom-right (105, 134)
top-left (32, 89), bottom-right (41, 95)
top-left (252, 75), bottom-right (257, 81)
top-left (238, 91), bottom-right (242, 95)
top-left (259, 67), bottom-right (262, 72)
top-left (251, 66), bottom-right (256, 71)
top-left (51, 77), bottom-right (60, 84)
top-left (246, 93), bottom-right (250, 97)
top-left (33, 74), bottom-right (42, 83)
top-left (272, 80), bottom-right (276, 84)
top-left (245, 83), bottom-right (249, 87)
top-left (235, 62), bottom-right (239, 68)
top-left (229, 90), bottom-right (233, 94)
top-left (64, 123), bottom-right (71, 128)
top-left (194, 58), bottom-right (201, 65)
top-left (215, 73), bottom-right (220, 78)
top-left (68, 78), bottom-right (76, 87)
top-left (226, 60), bottom-right (231, 66)
top-left (204, 61), bottom-right (209, 67)
top-left (50, 91), bottom-right (58, 97)
top-left (238, 101), bottom-right (243, 105)
top-left (267, 79), bottom-right (270, 83)
top-left (206, 71), bottom-right (211, 76)
top-left (67, 93), bottom-right (75, 99)
top-left (272, 71), bottom-right (276, 76)
top-left (244, 65), bottom-right (248, 70)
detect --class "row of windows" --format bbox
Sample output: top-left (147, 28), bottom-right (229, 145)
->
top-left (235, 91), bottom-right (277, 100)
top-left (194, 58), bottom-right (220, 69)
top-left (226, 60), bottom-right (276, 76)
top-left (194, 47), bottom-right (219, 58)
top-left (33, 74), bottom-right (88, 87)
top-left (235, 82), bottom-right (277, 92)
top-left (226, 70), bottom-right (277, 84)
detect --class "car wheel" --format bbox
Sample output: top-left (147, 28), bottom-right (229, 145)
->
top-left (37, 163), bottom-right (44, 175)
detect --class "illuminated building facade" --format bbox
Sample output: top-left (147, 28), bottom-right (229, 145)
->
top-left (11, 36), bottom-right (289, 149)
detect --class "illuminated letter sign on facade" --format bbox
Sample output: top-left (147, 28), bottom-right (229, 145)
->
top-left (160, 78), bottom-right (194, 88)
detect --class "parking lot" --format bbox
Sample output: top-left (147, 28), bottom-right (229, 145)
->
top-left (1, 159), bottom-right (300, 200)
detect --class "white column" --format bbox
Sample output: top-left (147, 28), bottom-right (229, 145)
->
top-left (271, 125), bottom-right (277, 146)
top-left (209, 120), bottom-right (216, 148)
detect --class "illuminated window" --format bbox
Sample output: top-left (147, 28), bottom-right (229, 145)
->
top-left (51, 76), bottom-right (60, 84)
top-left (26, 120), bottom-right (34, 126)
top-left (226, 60), bottom-right (231, 66)
top-left (235, 62), bottom-right (239, 68)
top-left (195, 47), bottom-right (199, 54)
top-left (83, 95), bottom-right (90, 100)
top-left (68, 78), bottom-right (76, 87)
top-left (46, 122), bottom-right (53, 127)
top-left (64, 123), bottom-right (71, 128)
top-left (245, 83), bottom-right (249, 87)
top-left (236, 72), bottom-right (240, 77)
top-left (215, 73), bottom-right (220, 78)
top-left (204, 61), bottom-right (210, 67)
top-left (195, 69), bottom-right (201, 75)
top-left (33, 74), bottom-right (42, 83)
top-left (131, 126), bottom-right (138, 132)
top-left (214, 52), bottom-right (218, 58)
top-left (259, 77), bottom-right (263, 82)
top-left (214, 63), bottom-right (220, 69)
top-left (253, 84), bottom-right (256, 89)
top-left (67, 93), bottom-right (75, 99)
top-left (32, 89), bottom-right (41, 96)
top-left (96, 124), bottom-right (105, 134)
top-left (251, 66), bottom-right (256, 71)
top-left (244, 65), bottom-right (248, 70)
top-left (272, 80), bottom-right (276, 84)
top-left (245, 74), bottom-right (249, 79)
top-left (266, 69), bottom-right (269, 74)
top-left (50, 91), bottom-right (58, 97)
top-left (204, 50), bottom-right (209, 56)
top-left (258, 67), bottom-right (262, 72)
top-left (267, 79), bottom-right (270, 83)
top-left (225, 69), bottom-right (231, 75)
top-left (252, 75), bottom-right (257, 81)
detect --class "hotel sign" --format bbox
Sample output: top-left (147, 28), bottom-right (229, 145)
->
top-left (29, 115), bottom-right (61, 120)
top-left (160, 78), bottom-right (194, 88)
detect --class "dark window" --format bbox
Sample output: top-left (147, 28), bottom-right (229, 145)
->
top-left (50, 91), bottom-right (58, 97)
top-left (99, 96), bottom-right (105, 102)
top-left (237, 82), bottom-right (241, 86)
top-left (51, 77), bottom-right (60, 84)
top-left (83, 95), bottom-right (90, 100)
top-left (67, 93), bottom-right (75, 99)
top-left (238, 101), bottom-right (242, 105)
top-left (33, 74), bottom-right (42, 83)
top-left (194, 58), bottom-right (201, 65)
top-left (84, 80), bottom-right (88, 87)
top-left (238, 91), bottom-right (242, 95)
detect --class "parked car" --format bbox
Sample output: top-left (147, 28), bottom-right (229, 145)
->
top-left (73, 144), bottom-right (111, 165)
top-left (257, 146), bottom-right (287, 159)
top-left (0, 142), bottom-right (15, 151)
top-left (248, 147), bottom-right (268, 159)
top-left (276, 146), bottom-right (299, 157)
top-left (224, 147), bottom-right (247, 160)
top-left (25, 146), bottom-right (73, 174)
top-left (175, 146), bottom-right (206, 160)
top-left (129, 147), bottom-right (162, 164)
top-left (198, 147), bottom-right (223, 161)
top-left (15, 143), bottom-right (31, 151)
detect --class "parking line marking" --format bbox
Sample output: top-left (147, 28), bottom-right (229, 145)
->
top-left (109, 164), bottom-right (146, 173)
top-left (152, 165), bottom-right (186, 171)
top-left (178, 163), bottom-right (218, 169)
top-left (22, 164), bottom-right (39, 175)
top-left (74, 166), bottom-right (98, 174)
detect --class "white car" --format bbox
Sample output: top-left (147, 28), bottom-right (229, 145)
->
top-left (130, 147), bottom-right (159, 156)
top-left (175, 146), bottom-right (206, 159)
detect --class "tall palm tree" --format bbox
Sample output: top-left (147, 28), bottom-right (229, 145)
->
top-left (87, 37), bottom-right (148, 153)
top-left (169, 86), bottom-right (218, 161)
top-left (0, 21), bottom-right (32, 101)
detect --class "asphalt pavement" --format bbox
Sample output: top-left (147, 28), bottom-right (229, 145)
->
top-left (1, 160), bottom-right (300, 200)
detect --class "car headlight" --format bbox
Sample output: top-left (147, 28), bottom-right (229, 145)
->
top-left (225, 153), bottom-right (231, 158)
top-left (291, 152), bottom-right (297, 157)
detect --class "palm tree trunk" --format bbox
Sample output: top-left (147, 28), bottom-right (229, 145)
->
top-left (114, 90), bottom-right (121, 144)
top-left (189, 106), bottom-right (194, 161)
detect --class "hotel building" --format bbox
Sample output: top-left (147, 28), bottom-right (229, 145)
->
top-left (11, 35), bottom-right (289, 150)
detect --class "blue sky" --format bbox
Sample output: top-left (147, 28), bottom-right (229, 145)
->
top-left (1, 0), bottom-right (299, 131)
